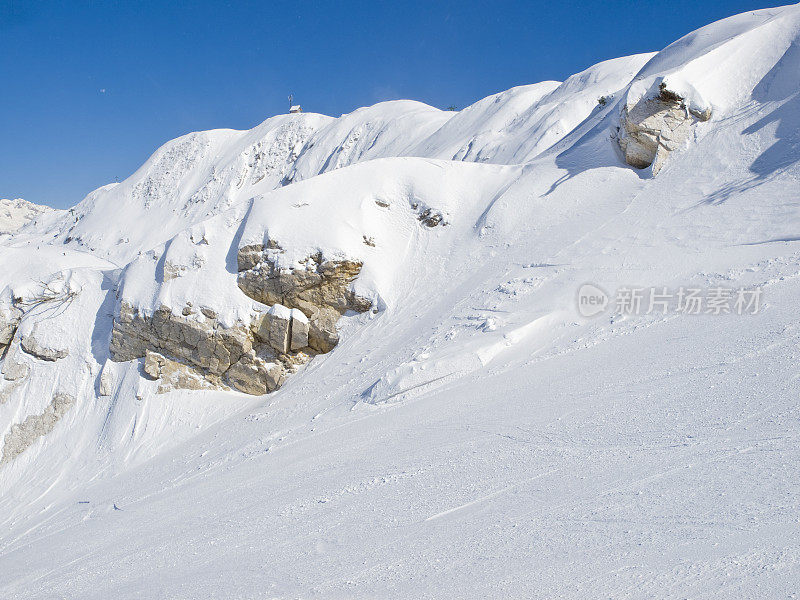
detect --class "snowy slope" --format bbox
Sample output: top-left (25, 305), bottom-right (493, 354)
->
top-left (2, 5), bottom-right (800, 598)
top-left (0, 198), bottom-right (59, 235)
top-left (32, 113), bottom-right (332, 265)
top-left (22, 52), bottom-right (651, 266)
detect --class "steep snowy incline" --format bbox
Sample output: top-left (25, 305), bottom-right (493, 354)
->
top-left (0, 156), bottom-right (517, 506)
top-left (1, 4), bottom-right (800, 598)
top-left (407, 53), bottom-right (654, 164)
top-left (283, 100), bottom-right (455, 183)
top-left (25, 113), bottom-right (332, 265)
top-left (114, 157), bottom-right (516, 325)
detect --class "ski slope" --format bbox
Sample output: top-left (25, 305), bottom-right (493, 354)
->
top-left (1, 5), bottom-right (800, 598)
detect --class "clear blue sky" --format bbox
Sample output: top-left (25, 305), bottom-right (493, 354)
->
top-left (1, 0), bottom-right (776, 208)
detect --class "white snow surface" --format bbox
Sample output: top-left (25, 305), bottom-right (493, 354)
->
top-left (2, 5), bottom-right (800, 597)
top-left (0, 198), bottom-right (60, 235)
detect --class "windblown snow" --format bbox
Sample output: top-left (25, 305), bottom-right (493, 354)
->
top-left (2, 6), bottom-right (800, 598)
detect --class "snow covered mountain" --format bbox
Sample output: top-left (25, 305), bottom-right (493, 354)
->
top-left (0, 198), bottom-right (59, 235)
top-left (2, 5), bottom-right (800, 597)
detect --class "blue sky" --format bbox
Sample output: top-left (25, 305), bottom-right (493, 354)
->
top-left (1, 0), bottom-right (775, 208)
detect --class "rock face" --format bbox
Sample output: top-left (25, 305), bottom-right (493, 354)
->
top-left (306, 306), bottom-right (341, 354)
top-left (255, 304), bottom-right (310, 354)
top-left (110, 303), bottom-right (256, 393)
top-left (237, 247), bottom-right (370, 312)
top-left (289, 308), bottom-right (309, 351)
top-left (1, 304), bottom-right (26, 381)
top-left (20, 326), bottom-right (69, 361)
top-left (618, 83), bottom-right (711, 175)
top-left (258, 304), bottom-right (292, 353)
top-left (0, 381), bottom-right (20, 405)
top-left (1, 348), bottom-right (29, 382)
top-left (143, 350), bottom-right (224, 394)
top-left (237, 245), bottom-right (371, 353)
top-left (1, 392), bottom-right (75, 464)
top-left (97, 362), bottom-right (114, 397)
top-left (0, 305), bottom-right (21, 350)
top-left (107, 243), bottom-right (371, 396)
top-left (225, 349), bottom-right (285, 395)
top-left (110, 303), bottom-right (252, 376)
top-left (109, 301), bottom-right (312, 396)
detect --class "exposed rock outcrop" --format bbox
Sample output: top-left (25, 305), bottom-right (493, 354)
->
top-left (237, 245), bottom-right (371, 353)
top-left (0, 304), bottom-right (21, 350)
top-left (20, 326), bottom-right (69, 361)
top-left (0, 380), bottom-right (21, 405)
top-left (618, 83), bottom-right (711, 175)
top-left (109, 302), bottom-right (310, 396)
top-left (143, 350), bottom-right (224, 394)
top-left (110, 303), bottom-right (252, 376)
top-left (97, 362), bottom-right (114, 397)
top-left (1, 392), bottom-right (75, 464)
top-left (110, 303), bottom-right (256, 393)
top-left (289, 308), bottom-right (309, 351)
top-left (418, 208), bottom-right (445, 227)
top-left (237, 247), bottom-right (370, 313)
top-left (163, 261), bottom-right (185, 281)
top-left (306, 306), bottom-right (341, 354)
top-left (255, 304), bottom-right (310, 354)
top-left (107, 244), bottom-right (371, 396)
top-left (2, 348), bottom-right (29, 382)
top-left (257, 304), bottom-right (292, 353)
top-left (225, 349), bottom-right (285, 396)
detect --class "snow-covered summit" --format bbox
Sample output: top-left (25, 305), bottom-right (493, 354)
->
top-left (0, 198), bottom-right (59, 235)
top-left (18, 51), bottom-right (654, 265)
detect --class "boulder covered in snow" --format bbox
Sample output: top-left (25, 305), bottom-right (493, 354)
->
top-left (618, 80), bottom-right (712, 175)
top-left (20, 325), bottom-right (69, 362)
